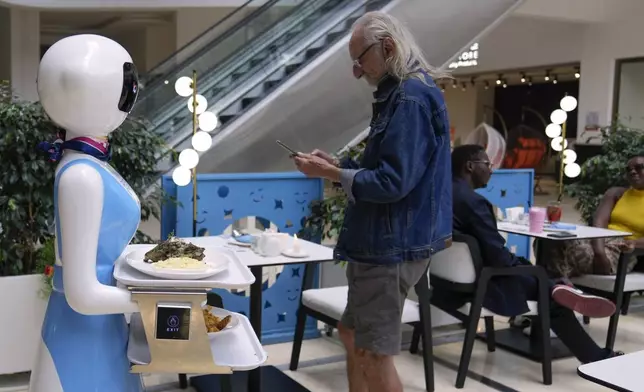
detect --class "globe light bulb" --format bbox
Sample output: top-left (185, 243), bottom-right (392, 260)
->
top-left (550, 136), bottom-right (568, 152)
top-left (198, 111), bottom-right (218, 132)
top-left (564, 162), bottom-right (581, 178)
top-left (563, 149), bottom-right (577, 165)
top-left (174, 76), bottom-right (193, 97)
top-left (560, 96), bottom-right (578, 112)
top-left (178, 148), bottom-right (199, 169)
top-left (187, 94), bottom-right (208, 115)
top-left (545, 123), bottom-right (562, 138)
top-left (550, 109), bottom-right (567, 125)
top-left (172, 166), bottom-right (191, 186)
top-left (192, 131), bottom-right (212, 152)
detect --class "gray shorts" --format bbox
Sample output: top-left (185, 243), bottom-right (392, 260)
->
top-left (340, 259), bottom-right (430, 356)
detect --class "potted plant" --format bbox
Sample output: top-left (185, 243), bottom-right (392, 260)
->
top-left (0, 80), bottom-right (167, 377)
top-left (298, 141), bottom-right (366, 248)
top-left (567, 123), bottom-right (644, 225)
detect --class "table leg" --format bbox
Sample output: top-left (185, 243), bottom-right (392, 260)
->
top-left (605, 253), bottom-right (628, 351)
top-left (248, 266), bottom-right (264, 391)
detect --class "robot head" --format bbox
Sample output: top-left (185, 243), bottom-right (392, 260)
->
top-left (37, 34), bottom-right (139, 137)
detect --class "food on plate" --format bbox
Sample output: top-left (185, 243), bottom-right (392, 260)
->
top-left (202, 306), bottom-right (232, 333)
top-left (144, 236), bottom-right (205, 264)
top-left (154, 257), bottom-right (208, 270)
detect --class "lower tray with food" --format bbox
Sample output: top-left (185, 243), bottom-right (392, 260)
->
top-left (127, 309), bottom-right (268, 371)
top-left (114, 237), bottom-right (254, 289)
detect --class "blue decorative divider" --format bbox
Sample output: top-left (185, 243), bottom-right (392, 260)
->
top-left (476, 169), bottom-right (534, 259)
top-left (161, 172), bottom-right (324, 344)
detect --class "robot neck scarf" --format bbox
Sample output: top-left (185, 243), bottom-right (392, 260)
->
top-left (39, 131), bottom-right (111, 162)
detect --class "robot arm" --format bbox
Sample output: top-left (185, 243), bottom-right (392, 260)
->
top-left (58, 163), bottom-right (139, 315)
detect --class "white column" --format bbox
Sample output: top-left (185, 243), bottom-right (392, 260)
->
top-left (0, 8), bottom-right (40, 102)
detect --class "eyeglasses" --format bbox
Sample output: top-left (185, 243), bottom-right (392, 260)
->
top-left (626, 163), bottom-right (644, 173)
top-left (352, 42), bottom-right (378, 68)
top-left (471, 160), bottom-right (492, 169)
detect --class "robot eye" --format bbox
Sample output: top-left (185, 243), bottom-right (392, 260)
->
top-left (118, 62), bottom-right (139, 113)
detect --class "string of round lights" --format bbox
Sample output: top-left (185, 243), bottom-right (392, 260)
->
top-left (546, 95), bottom-right (580, 179)
top-left (171, 73), bottom-right (220, 187)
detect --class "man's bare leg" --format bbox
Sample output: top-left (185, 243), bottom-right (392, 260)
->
top-left (360, 350), bottom-right (403, 392)
top-left (338, 323), bottom-right (368, 392)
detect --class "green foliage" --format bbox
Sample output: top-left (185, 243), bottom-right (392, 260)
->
top-left (0, 90), bottom-right (167, 276)
top-left (0, 99), bottom-right (61, 276)
top-left (567, 123), bottom-right (644, 225)
top-left (298, 141), bottom-right (366, 244)
top-left (0, 80), bottom-right (11, 104)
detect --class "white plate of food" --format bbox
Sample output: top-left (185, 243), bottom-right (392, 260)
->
top-left (202, 306), bottom-right (239, 338)
top-left (125, 237), bottom-right (230, 280)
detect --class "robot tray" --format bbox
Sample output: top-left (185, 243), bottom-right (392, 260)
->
top-left (127, 312), bottom-right (267, 371)
top-left (113, 245), bottom-right (255, 289)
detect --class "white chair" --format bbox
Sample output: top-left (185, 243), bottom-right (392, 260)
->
top-left (571, 250), bottom-right (644, 350)
top-left (428, 233), bottom-right (552, 389)
top-left (289, 261), bottom-right (437, 391)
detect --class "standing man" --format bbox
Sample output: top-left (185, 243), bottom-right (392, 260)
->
top-left (293, 11), bottom-right (451, 392)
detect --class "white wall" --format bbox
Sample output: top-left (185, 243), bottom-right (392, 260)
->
top-left (452, 15), bottom-right (585, 76)
top-left (443, 85), bottom-right (496, 144)
top-left (577, 12), bottom-right (644, 140)
top-left (616, 61), bottom-right (644, 130)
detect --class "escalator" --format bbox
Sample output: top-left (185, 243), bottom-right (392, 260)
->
top-left (143, 0), bottom-right (524, 175)
top-left (193, 0), bottom-right (525, 174)
top-left (136, 0), bottom-right (380, 153)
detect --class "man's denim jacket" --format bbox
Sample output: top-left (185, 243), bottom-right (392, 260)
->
top-left (334, 71), bottom-right (453, 265)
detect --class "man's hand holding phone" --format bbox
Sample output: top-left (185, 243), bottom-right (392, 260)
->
top-left (310, 149), bottom-right (339, 167)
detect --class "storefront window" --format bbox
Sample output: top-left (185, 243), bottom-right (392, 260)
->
top-left (614, 58), bottom-right (644, 130)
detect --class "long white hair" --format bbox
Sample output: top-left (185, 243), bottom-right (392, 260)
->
top-left (354, 11), bottom-right (451, 81)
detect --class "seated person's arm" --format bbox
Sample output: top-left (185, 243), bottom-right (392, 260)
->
top-left (466, 198), bottom-right (530, 268)
top-left (592, 187), bottom-right (627, 255)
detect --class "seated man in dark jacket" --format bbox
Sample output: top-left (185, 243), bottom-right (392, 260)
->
top-left (442, 144), bottom-right (621, 363)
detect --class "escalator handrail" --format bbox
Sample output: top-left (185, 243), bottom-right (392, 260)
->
top-left (148, 0), bottom-right (334, 129)
top-left (166, 0), bottom-right (371, 150)
top-left (140, 0), bottom-right (291, 95)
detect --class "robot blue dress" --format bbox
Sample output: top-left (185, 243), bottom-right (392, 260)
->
top-left (41, 156), bottom-right (143, 392)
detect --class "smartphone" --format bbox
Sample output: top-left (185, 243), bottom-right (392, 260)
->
top-left (276, 140), bottom-right (299, 157)
top-left (547, 231), bottom-right (577, 239)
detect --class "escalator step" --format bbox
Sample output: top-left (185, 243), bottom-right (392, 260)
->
top-left (210, 87), bottom-right (223, 98)
top-left (241, 97), bottom-right (257, 110)
top-left (249, 58), bottom-right (265, 68)
top-left (264, 79), bottom-right (281, 92)
top-left (345, 17), bottom-right (358, 29)
top-left (231, 72), bottom-right (246, 82)
top-left (285, 64), bottom-right (301, 76)
top-left (366, 0), bottom-right (390, 11)
top-left (305, 47), bottom-right (322, 60)
top-left (219, 115), bottom-right (236, 126)
top-left (326, 31), bottom-right (346, 45)
top-left (320, 0), bottom-right (343, 12)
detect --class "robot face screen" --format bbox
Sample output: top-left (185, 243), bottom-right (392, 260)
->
top-left (118, 62), bottom-right (139, 114)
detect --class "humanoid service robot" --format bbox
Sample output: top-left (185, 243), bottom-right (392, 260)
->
top-left (30, 35), bottom-right (143, 392)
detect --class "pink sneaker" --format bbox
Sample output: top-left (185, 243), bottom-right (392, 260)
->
top-left (551, 285), bottom-right (616, 318)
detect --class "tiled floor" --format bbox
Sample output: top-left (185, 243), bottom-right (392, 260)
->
top-left (139, 302), bottom-right (644, 392)
top-left (11, 178), bottom-right (640, 392)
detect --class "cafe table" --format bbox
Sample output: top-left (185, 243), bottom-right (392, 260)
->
top-left (479, 222), bottom-right (631, 362)
top-left (185, 235), bottom-right (334, 392)
top-left (578, 350), bottom-right (644, 391)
